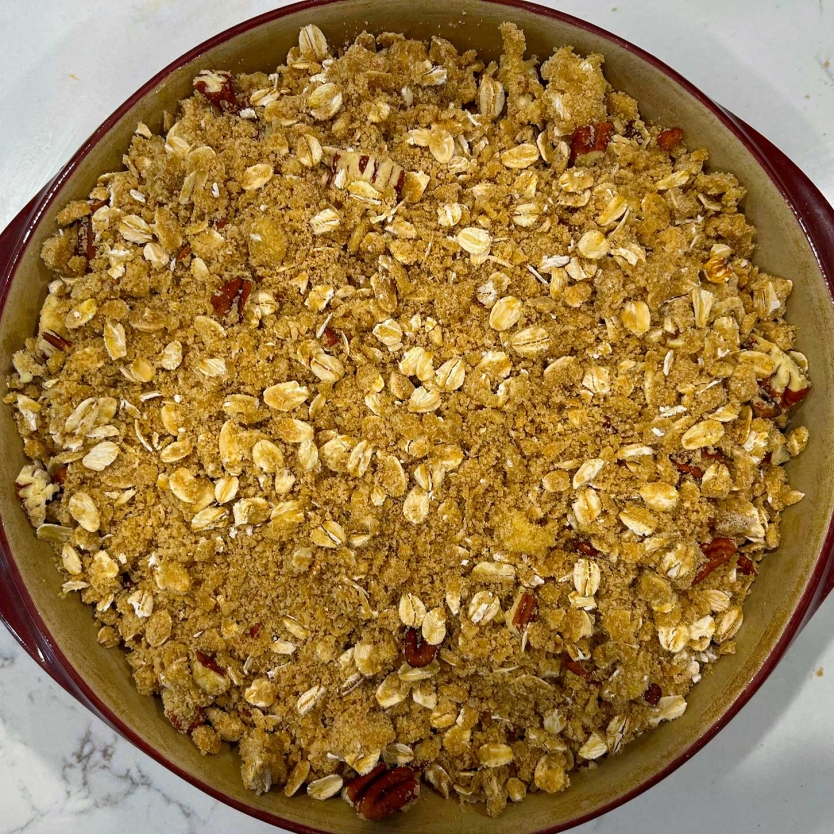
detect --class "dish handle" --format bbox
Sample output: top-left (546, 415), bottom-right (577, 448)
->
top-left (721, 110), bottom-right (834, 614)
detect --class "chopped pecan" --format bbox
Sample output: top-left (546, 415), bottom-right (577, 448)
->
top-left (692, 537), bottom-right (738, 585)
top-left (781, 386), bottom-right (809, 409)
top-left (701, 449), bottom-right (729, 465)
top-left (672, 458), bottom-right (704, 479)
top-left (561, 653), bottom-right (591, 680)
top-left (656, 127), bottom-right (684, 151)
top-left (569, 122), bottom-right (613, 166)
top-left (89, 198), bottom-right (109, 212)
top-left (736, 555), bottom-right (757, 576)
top-left (176, 244), bottom-right (192, 262)
top-left (751, 393), bottom-right (781, 419)
top-left (195, 650), bottom-right (225, 675)
top-left (344, 763), bottom-right (387, 805)
top-left (404, 627), bottom-right (437, 668)
top-left (166, 706), bottom-right (205, 734)
top-left (51, 465), bottom-right (68, 486)
top-left (42, 330), bottom-right (72, 352)
top-left (211, 278), bottom-right (253, 319)
top-left (249, 624), bottom-right (262, 638)
top-left (194, 70), bottom-right (239, 113)
top-left (332, 150), bottom-right (405, 196)
top-left (644, 683), bottom-right (662, 706)
top-left (623, 120), bottom-right (643, 142)
top-left (570, 538), bottom-right (598, 557)
top-left (322, 326), bottom-right (339, 348)
top-left (74, 215), bottom-right (96, 261)
top-left (512, 592), bottom-right (538, 629)
top-left (355, 766), bottom-right (420, 821)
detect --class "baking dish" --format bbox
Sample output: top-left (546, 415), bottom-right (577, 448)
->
top-left (1, 1), bottom-right (834, 831)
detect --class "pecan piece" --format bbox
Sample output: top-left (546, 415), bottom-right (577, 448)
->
top-left (74, 215), bottom-right (96, 261)
top-left (644, 683), bottom-right (662, 706)
top-left (166, 705), bottom-right (205, 734)
top-left (322, 326), bottom-right (339, 348)
top-left (42, 330), bottom-right (72, 352)
top-left (194, 70), bottom-right (239, 113)
top-left (623, 120), bottom-right (643, 142)
top-left (692, 537), bottom-right (738, 585)
top-left (570, 538), bottom-right (598, 557)
top-left (736, 555), bottom-right (757, 576)
top-left (561, 652), bottom-right (591, 681)
top-left (211, 278), bottom-right (253, 319)
top-left (355, 766), bottom-right (420, 821)
top-left (89, 197), bottom-right (109, 212)
top-left (512, 592), bottom-right (538, 629)
top-left (751, 393), bottom-right (782, 419)
top-left (176, 244), bottom-right (192, 262)
top-left (781, 386), bottom-right (809, 409)
top-left (656, 127), bottom-right (684, 151)
top-left (404, 627), bottom-right (437, 668)
top-left (569, 122), bottom-right (613, 166)
top-left (332, 150), bottom-right (405, 196)
top-left (672, 459), bottom-right (704, 479)
top-left (195, 650), bottom-right (225, 675)
top-left (52, 465), bottom-right (68, 486)
top-left (343, 763), bottom-right (387, 805)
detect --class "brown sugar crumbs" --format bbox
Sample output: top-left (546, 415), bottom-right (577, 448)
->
top-left (7, 22), bottom-right (812, 819)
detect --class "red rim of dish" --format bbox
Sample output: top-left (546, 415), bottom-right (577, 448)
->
top-left (1, 1), bottom-right (833, 831)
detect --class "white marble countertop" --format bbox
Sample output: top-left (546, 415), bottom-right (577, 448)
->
top-left (1, 1), bottom-right (833, 831)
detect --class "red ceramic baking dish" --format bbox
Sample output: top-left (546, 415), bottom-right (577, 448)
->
top-left (1, 1), bottom-right (833, 831)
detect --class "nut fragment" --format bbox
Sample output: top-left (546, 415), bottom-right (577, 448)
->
top-left (354, 766), bottom-right (420, 820)
top-left (404, 627), bottom-right (438, 667)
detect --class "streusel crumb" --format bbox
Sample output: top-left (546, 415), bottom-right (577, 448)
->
top-left (7, 22), bottom-right (810, 819)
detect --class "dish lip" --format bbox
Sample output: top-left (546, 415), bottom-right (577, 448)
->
top-left (1, 1), bottom-right (833, 831)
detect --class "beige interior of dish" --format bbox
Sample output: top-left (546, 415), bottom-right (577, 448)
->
top-left (1, 1), bottom-right (832, 831)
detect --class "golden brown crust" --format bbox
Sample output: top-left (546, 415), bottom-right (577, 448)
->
top-left (6, 22), bottom-right (809, 815)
